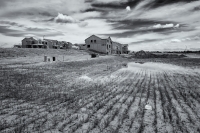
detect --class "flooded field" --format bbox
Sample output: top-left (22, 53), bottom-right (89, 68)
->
top-left (0, 57), bottom-right (200, 133)
top-left (120, 62), bottom-right (196, 73)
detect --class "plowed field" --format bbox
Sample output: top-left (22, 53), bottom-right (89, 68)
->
top-left (0, 57), bottom-right (200, 133)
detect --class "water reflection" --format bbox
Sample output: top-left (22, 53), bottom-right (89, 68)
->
top-left (120, 62), bottom-right (187, 72)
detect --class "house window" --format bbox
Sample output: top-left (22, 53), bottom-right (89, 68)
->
top-left (94, 40), bottom-right (96, 43)
top-left (45, 42), bottom-right (47, 44)
top-left (87, 45), bottom-right (90, 48)
top-left (91, 40), bottom-right (93, 43)
top-left (109, 45), bottom-right (111, 48)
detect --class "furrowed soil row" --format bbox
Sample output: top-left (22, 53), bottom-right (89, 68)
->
top-left (127, 70), bottom-right (147, 133)
top-left (142, 72), bottom-right (156, 133)
top-left (155, 72), bottom-right (174, 133)
top-left (166, 73), bottom-right (199, 119)
top-left (158, 72), bottom-right (181, 133)
top-left (153, 72), bottom-right (158, 133)
top-left (176, 73), bottom-right (200, 104)
top-left (162, 72), bottom-right (196, 133)
top-left (129, 70), bottom-right (150, 133)
top-left (117, 71), bottom-right (145, 133)
top-left (79, 71), bottom-right (142, 133)
top-left (72, 87), bottom-right (129, 133)
top-left (110, 70), bottom-right (142, 132)
top-left (59, 72), bottom-right (140, 133)
top-left (103, 71), bottom-right (143, 133)
top-left (77, 70), bottom-right (141, 133)
top-left (136, 71), bottom-right (152, 133)
top-left (0, 69), bottom-right (132, 132)
top-left (174, 74), bottom-right (200, 120)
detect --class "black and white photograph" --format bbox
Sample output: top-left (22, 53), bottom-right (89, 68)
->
top-left (0, 0), bottom-right (200, 132)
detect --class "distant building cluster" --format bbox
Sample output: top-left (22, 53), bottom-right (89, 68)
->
top-left (80, 35), bottom-right (129, 55)
top-left (21, 35), bottom-right (129, 55)
top-left (22, 37), bottom-right (72, 49)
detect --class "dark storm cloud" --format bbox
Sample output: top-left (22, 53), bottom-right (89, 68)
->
top-left (82, 8), bottom-right (104, 13)
top-left (5, 32), bottom-right (64, 37)
top-left (26, 27), bottom-right (51, 32)
top-left (91, 2), bottom-right (125, 9)
top-left (1, 8), bottom-right (55, 18)
top-left (193, 6), bottom-right (200, 11)
top-left (0, 21), bottom-right (51, 31)
top-left (130, 39), bottom-right (162, 44)
top-left (108, 19), bottom-right (175, 30)
top-left (145, 0), bottom-right (199, 8)
top-left (87, 0), bottom-right (142, 9)
top-left (0, 26), bottom-right (19, 35)
top-left (101, 27), bottom-right (180, 38)
top-left (0, 21), bottom-right (24, 27)
top-left (38, 12), bottom-right (53, 17)
top-left (103, 19), bottom-right (186, 38)
top-left (85, 0), bottom-right (93, 3)
top-left (87, 0), bottom-right (199, 11)
top-left (0, 0), bottom-right (13, 7)
top-left (0, 25), bottom-right (63, 37)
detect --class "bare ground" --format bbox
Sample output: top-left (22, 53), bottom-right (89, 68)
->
top-left (0, 48), bottom-right (200, 133)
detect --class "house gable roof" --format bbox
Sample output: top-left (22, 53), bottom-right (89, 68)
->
top-left (22, 37), bottom-right (38, 41)
top-left (85, 35), bottom-right (114, 42)
top-left (85, 35), bottom-right (102, 41)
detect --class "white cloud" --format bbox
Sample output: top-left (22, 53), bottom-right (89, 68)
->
top-left (152, 24), bottom-right (162, 28)
top-left (162, 24), bottom-right (174, 28)
top-left (72, 11), bottom-right (101, 20)
top-left (54, 13), bottom-right (77, 23)
top-left (171, 39), bottom-right (181, 43)
top-left (174, 24), bottom-right (180, 28)
top-left (126, 6), bottom-right (131, 11)
top-left (152, 23), bottom-right (179, 29)
top-left (53, 13), bottom-right (88, 27)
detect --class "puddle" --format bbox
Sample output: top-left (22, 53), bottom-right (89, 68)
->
top-left (120, 62), bottom-right (188, 72)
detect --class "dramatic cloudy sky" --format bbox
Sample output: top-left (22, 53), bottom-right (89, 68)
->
top-left (0, 0), bottom-right (200, 51)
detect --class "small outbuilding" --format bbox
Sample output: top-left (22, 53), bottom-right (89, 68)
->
top-left (44, 56), bottom-right (57, 62)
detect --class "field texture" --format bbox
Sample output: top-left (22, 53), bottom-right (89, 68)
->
top-left (0, 54), bottom-right (200, 133)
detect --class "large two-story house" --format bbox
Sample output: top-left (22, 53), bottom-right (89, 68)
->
top-left (85, 35), bottom-right (129, 54)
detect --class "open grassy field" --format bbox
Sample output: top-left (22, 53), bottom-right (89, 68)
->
top-left (0, 48), bottom-right (200, 133)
